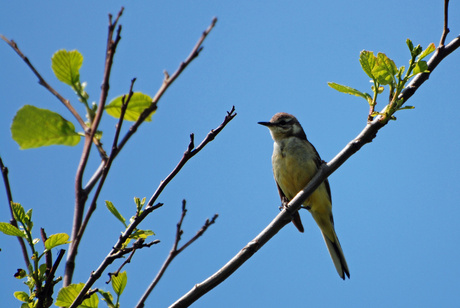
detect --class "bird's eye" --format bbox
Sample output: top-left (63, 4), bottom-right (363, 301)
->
top-left (279, 120), bottom-right (287, 125)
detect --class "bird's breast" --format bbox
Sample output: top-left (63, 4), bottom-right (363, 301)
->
top-left (272, 137), bottom-right (318, 200)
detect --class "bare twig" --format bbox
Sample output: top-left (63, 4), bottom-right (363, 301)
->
top-left (0, 156), bottom-right (30, 268)
top-left (136, 200), bottom-right (218, 308)
top-left (0, 35), bottom-right (88, 131)
top-left (439, 0), bottom-right (450, 47)
top-left (169, 34), bottom-right (460, 308)
top-left (147, 106), bottom-right (236, 208)
top-left (65, 7), bottom-right (124, 287)
top-left (40, 228), bottom-right (53, 276)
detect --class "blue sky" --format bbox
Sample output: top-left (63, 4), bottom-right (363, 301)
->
top-left (1, 1), bottom-right (460, 307)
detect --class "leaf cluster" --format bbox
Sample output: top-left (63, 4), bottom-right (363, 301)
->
top-left (0, 203), bottom-right (69, 307)
top-left (11, 49), bottom-right (154, 150)
top-left (328, 39), bottom-right (435, 122)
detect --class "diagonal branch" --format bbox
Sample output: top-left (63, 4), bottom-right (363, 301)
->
top-left (0, 35), bottom-right (88, 131)
top-left (169, 34), bottom-right (460, 308)
top-left (136, 200), bottom-right (218, 308)
top-left (147, 106), bottom-right (236, 207)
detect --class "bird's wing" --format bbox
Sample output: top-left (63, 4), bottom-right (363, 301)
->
top-left (276, 182), bottom-right (304, 233)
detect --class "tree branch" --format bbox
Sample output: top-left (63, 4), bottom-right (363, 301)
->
top-left (65, 7), bottom-right (124, 287)
top-left (169, 34), bottom-right (460, 308)
top-left (439, 0), bottom-right (450, 47)
top-left (136, 200), bottom-right (218, 308)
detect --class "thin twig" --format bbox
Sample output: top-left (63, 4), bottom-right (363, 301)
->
top-left (147, 106), bottom-right (236, 207)
top-left (439, 0), bottom-right (450, 47)
top-left (0, 156), bottom-right (30, 268)
top-left (0, 35), bottom-right (88, 131)
top-left (169, 34), bottom-right (460, 308)
top-left (136, 200), bottom-right (218, 308)
top-left (107, 239), bottom-right (160, 283)
top-left (40, 228), bottom-right (53, 275)
top-left (65, 7), bottom-right (124, 287)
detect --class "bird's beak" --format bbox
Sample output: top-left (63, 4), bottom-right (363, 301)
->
top-left (258, 121), bottom-right (273, 127)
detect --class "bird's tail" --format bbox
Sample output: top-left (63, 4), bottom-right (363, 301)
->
top-left (321, 230), bottom-right (350, 280)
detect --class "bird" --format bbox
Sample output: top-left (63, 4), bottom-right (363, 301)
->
top-left (258, 112), bottom-right (350, 280)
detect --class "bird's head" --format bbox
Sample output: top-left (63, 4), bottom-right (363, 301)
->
top-left (258, 112), bottom-right (306, 141)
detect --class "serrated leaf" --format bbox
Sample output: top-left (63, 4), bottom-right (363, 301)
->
top-left (112, 271), bottom-right (127, 297)
top-left (327, 82), bottom-right (371, 101)
top-left (55, 283), bottom-right (99, 308)
top-left (0, 222), bottom-right (25, 237)
top-left (105, 92), bottom-right (155, 122)
top-left (12, 202), bottom-right (26, 223)
top-left (45, 233), bottom-right (70, 250)
top-left (359, 50), bottom-right (376, 79)
top-left (105, 201), bottom-right (126, 226)
top-left (418, 43), bottom-right (436, 60)
top-left (51, 50), bottom-right (83, 86)
top-left (372, 53), bottom-right (397, 85)
top-left (412, 60), bottom-right (429, 75)
top-left (11, 105), bottom-right (80, 149)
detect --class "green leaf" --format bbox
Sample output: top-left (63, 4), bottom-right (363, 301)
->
top-left (111, 271), bottom-right (127, 297)
top-left (134, 197), bottom-right (146, 214)
top-left (359, 50), bottom-right (377, 79)
top-left (327, 82), bottom-right (371, 101)
top-left (51, 50), bottom-right (83, 86)
top-left (0, 222), bottom-right (25, 237)
top-left (98, 290), bottom-right (115, 308)
top-left (105, 201), bottom-right (126, 226)
top-left (55, 283), bottom-right (99, 308)
top-left (129, 229), bottom-right (155, 239)
top-left (12, 202), bottom-right (26, 224)
top-left (45, 233), bottom-right (70, 250)
top-left (14, 291), bottom-right (30, 303)
top-left (412, 60), bottom-right (429, 75)
top-left (397, 105), bottom-right (415, 110)
top-left (105, 92), bottom-right (155, 122)
top-left (11, 105), bottom-right (80, 149)
top-left (372, 52), bottom-right (397, 85)
top-left (418, 43), bottom-right (436, 60)
top-left (406, 39), bottom-right (414, 52)
top-left (14, 268), bottom-right (27, 279)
